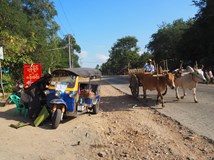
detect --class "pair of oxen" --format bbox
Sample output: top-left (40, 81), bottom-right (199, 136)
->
top-left (140, 66), bottom-right (206, 107)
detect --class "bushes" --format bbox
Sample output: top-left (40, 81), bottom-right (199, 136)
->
top-left (2, 74), bottom-right (16, 93)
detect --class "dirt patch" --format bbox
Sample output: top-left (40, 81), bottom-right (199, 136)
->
top-left (0, 83), bottom-right (214, 160)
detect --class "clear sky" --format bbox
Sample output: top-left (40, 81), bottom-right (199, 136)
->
top-left (52, 0), bottom-right (198, 68)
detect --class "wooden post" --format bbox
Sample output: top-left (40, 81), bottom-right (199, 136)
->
top-left (153, 61), bottom-right (156, 71)
top-left (179, 61), bottom-right (183, 70)
top-left (163, 59), bottom-right (168, 71)
top-left (0, 60), bottom-right (5, 98)
top-left (166, 59), bottom-right (168, 71)
top-left (156, 64), bottom-right (159, 80)
top-left (195, 61), bottom-right (198, 69)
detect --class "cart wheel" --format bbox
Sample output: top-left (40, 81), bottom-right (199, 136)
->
top-left (129, 74), bottom-right (139, 98)
top-left (52, 109), bottom-right (61, 129)
top-left (92, 101), bottom-right (100, 114)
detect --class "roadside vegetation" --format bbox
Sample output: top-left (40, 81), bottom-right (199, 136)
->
top-left (0, 0), bottom-right (213, 90)
top-left (0, 0), bottom-right (81, 91)
top-left (101, 0), bottom-right (214, 74)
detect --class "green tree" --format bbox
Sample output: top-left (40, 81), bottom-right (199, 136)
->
top-left (0, 0), bottom-right (83, 92)
top-left (146, 19), bottom-right (193, 69)
top-left (95, 64), bottom-right (100, 70)
top-left (178, 0), bottom-right (214, 67)
top-left (100, 61), bottom-right (112, 75)
top-left (57, 34), bottom-right (81, 69)
top-left (138, 52), bottom-right (154, 68)
top-left (0, 0), bottom-right (59, 78)
top-left (102, 36), bottom-right (140, 74)
top-left (21, 0), bottom-right (60, 67)
top-left (39, 34), bottom-right (81, 72)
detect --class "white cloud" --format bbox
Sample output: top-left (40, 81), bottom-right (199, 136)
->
top-left (77, 51), bottom-right (109, 67)
top-left (96, 54), bottom-right (109, 63)
top-left (78, 51), bottom-right (88, 59)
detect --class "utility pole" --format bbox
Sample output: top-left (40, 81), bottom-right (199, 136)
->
top-left (68, 34), bottom-right (74, 68)
top-left (68, 35), bottom-right (71, 68)
top-left (72, 53), bottom-right (74, 68)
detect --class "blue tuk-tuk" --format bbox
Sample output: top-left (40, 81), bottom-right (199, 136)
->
top-left (45, 68), bottom-right (101, 129)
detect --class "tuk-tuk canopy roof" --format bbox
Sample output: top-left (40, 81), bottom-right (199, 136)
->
top-left (52, 68), bottom-right (102, 78)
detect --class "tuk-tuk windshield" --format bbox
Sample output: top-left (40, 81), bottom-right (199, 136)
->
top-left (50, 74), bottom-right (76, 88)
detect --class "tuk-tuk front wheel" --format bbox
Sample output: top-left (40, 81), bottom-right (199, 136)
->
top-left (52, 109), bottom-right (62, 129)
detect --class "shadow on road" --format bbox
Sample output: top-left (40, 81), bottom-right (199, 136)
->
top-left (100, 94), bottom-right (151, 112)
top-left (0, 105), bottom-right (29, 122)
top-left (99, 91), bottom-right (186, 112)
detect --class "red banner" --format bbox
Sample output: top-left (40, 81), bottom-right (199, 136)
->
top-left (24, 64), bottom-right (42, 87)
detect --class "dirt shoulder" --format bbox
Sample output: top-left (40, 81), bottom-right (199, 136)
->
top-left (0, 83), bottom-right (214, 160)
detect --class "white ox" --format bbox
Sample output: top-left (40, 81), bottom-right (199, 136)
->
top-left (174, 66), bottom-right (206, 103)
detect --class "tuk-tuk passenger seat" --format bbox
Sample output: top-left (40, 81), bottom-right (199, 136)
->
top-left (91, 84), bottom-right (98, 94)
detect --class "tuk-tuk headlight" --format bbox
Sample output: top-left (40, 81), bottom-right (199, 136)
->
top-left (44, 90), bottom-right (50, 95)
top-left (55, 91), bottom-right (61, 98)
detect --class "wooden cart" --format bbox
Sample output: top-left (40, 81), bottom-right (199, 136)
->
top-left (128, 67), bottom-right (166, 98)
top-left (128, 68), bottom-right (145, 98)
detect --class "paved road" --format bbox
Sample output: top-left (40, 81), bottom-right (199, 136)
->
top-left (102, 75), bottom-right (214, 141)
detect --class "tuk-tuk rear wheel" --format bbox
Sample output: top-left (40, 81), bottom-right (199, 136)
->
top-left (52, 109), bottom-right (62, 129)
top-left (92, 101), bottom-right (100, 114)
